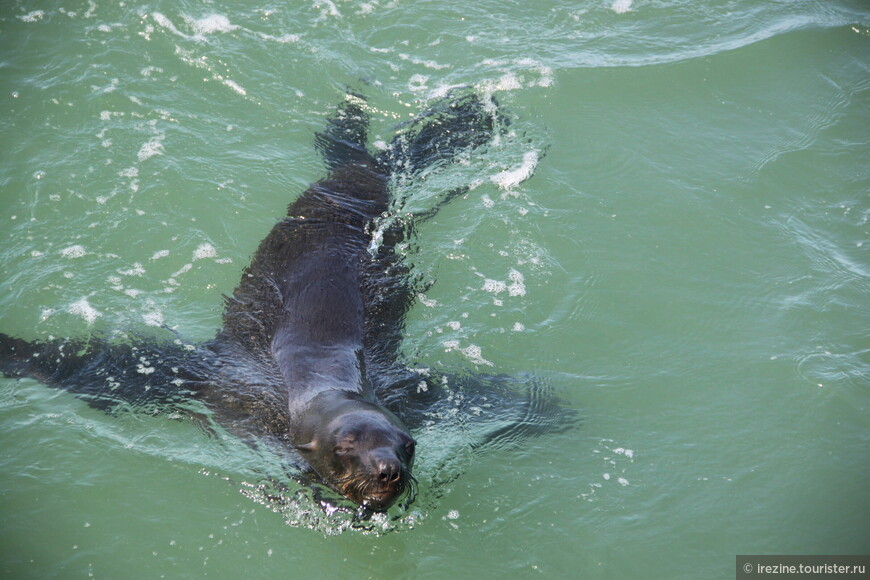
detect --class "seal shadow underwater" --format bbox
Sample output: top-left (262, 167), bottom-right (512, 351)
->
top-left (0, 92), bottom-right (575, 515)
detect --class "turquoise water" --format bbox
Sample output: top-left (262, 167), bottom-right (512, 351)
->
top-left (1, 0), bottom-right (868, 578)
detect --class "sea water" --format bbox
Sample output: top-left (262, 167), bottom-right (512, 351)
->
top-left (0, 1), bottom-right (867, 578)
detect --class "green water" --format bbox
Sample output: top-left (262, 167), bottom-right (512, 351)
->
top-left (1, 1), bottom-right (868, 578)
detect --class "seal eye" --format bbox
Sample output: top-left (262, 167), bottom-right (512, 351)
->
top-left (334, 437), bottom-right (355, 456)
top-left (404, 440), bottom-right (416, 458)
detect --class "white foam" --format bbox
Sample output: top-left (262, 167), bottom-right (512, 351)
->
top-left (151, 250), bottom-right (170, 260)
top-left (18, 10), bottom-right (45, 22)
top-left (119, 263), bottom-right (146, 277)
top-left (60, 245), bottom-right (87, 258)
top-left (537, 68), bottom-right (554, 87)
top-left (398, 54), bottom-right (449, 70)
top-left (512, 322), bottom-right (525, 332)
top-left (480, 59), bottom-right (554, 93)
top-left (151, 12), bottom-right (183, 36)
top-left (491, 151), bottom-right (539, 190)
top-left (189, 14), bottom-right (237, 35)
top-left (68, 298), bottom-right (101, 324)
top-left (192, 243), bottom-right (217, 261)
top-left (611, 0), bottom-right (633, 14)
top-left (408, 74), bottom-right (429, 92)
top-left (514, 58), bottom-right (554, 87)
top-left (482, 279), bottom-right (507, 294)
top-left (136, 362), bottom-right (155, 375)
top-left (257, 32), bottom-right (300, 44)
top-left (497, 73), bottom-right (523, 91)
top-left (143, 311), bottom-right (164, 327)
top-left (417, 293), bottom-right (437, 308)
top-left (137, 138), bottom-right (164, 162)
top-left (507, 268), bottom-right (526, 297)
top-left (460, 344), bottom-right (494, 367)
top-left (314, 0), bottom-right (342, 18)
top-left (428, 83), bottom-right (467, 100)
top-left (151, 12), bottom-right (238, 44)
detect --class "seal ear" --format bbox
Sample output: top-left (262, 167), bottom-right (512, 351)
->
top-left (294, 441), bottom-right (317, 453)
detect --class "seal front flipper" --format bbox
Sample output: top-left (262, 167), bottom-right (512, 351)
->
top-left (452, 374), bottom-right (578, 452)
top-left (0, 331), bottom-right (209, 413)
top-left (377, 370), bottom-right (578, 452)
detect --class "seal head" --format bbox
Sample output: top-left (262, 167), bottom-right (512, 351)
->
top-left (294, 391), bottom-right (416, 510)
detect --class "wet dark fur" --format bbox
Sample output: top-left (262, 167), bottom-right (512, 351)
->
top-left (0, 93), bottom-right (573, 512)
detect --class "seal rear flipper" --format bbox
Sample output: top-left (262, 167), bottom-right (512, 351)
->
top-left (0, 331), bottom-right (210, 413)
top-left (376, 92), bottom-right (508, 178)
top-left (314, 93), bottom-right (373, 171)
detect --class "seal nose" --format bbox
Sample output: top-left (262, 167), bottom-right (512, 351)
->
top-left (377, 457), bottom-right (402, 485)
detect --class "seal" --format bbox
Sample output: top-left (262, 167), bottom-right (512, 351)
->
top-left (211, 96), bottom-right (417, 508)
top-left (0, 92), bottom-right (509, 511)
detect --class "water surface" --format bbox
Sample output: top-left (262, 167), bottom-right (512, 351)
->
top-left (1, 0), bottom-right (868, 578)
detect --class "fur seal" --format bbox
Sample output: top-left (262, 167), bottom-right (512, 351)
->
top-left (0, 92), bottom-right (570, 513)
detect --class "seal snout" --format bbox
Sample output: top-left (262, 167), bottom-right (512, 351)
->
top-left (369, 445), bottom-right (406, 486)
top-left (374, 453), bottom-right (404, 485)
top-left (356, 447), bottom-right (409, 510)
